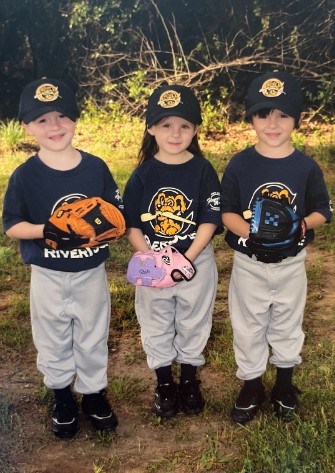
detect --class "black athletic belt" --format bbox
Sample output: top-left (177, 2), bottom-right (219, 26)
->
top-left (248, 252), bottom-right (288, 264)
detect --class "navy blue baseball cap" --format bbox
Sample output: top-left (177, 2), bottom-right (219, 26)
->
top-left (18, 77), bottom-right (80, 123)
top-left (245, 71), bottom-right (304, 120)
top-left (146, 84), bottom-right (202, 128)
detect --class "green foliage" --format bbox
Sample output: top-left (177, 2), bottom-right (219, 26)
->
top-left (0, 314), bottom-right (32, 351)
top-left (126, 70), bottom-right (152, 103)
top-left (201, 88), bottom-right (229, 133)
top-left (91, 70), bottom-right (152, 122)
top-left (0, 246), bottom-right (16, 265)
top-left (240, 411), bottom-right (335, 472)
top-left (109, 376), bottom-right (149, 402)
top-left (196, 430), bottom-right (232, 471)
top-left (1, 0), bottom-right (335, 120)
top-left (8, 294), bottom-right (30, 318)
top-left (305, 77), bottom-right (335, 120)
top-left (80, 99), bottom-right (112, 123)
top-left (0, 120), bottom-right (25, 149)
top-left (69, 1), bottom-right (127, 39)
top-left (315, 142), bottom-right (335, 168)
top-left (291, 130), bottom-right (307, 151)
top-left (109, 278), bottom-right (137, 331)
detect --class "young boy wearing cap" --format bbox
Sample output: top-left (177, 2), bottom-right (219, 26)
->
top-left (2, 78), bottom-right (124, 437)
top-left (221, 71), bottom-right (332, 424)
top-left (123, 84), bottom-right (222, 418)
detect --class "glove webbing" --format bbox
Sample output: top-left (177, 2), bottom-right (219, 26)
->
top-left (82, 203), bottom-right (116, 236)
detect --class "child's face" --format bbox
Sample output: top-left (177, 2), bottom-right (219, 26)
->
top-left (22, 111), bottom-right (76, 153)
top-left (251, 109), bottom-right (295, 152)
top-left (148, 116), bottom-right (197, 160)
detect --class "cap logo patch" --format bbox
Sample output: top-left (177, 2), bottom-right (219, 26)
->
top-left (158, 90), bottom-right (182, 108)
top-left (259, 78), bottom-right (285, 98)
top-left (34, 83), bottom-right (60, 102)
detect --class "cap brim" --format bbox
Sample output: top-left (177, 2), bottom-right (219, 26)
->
top-left (245, 101), bottom-right (298, 119)
top-left (20, 106), bottom-right (79, 124)
top-left (147, 111), bottom-right (201, 128)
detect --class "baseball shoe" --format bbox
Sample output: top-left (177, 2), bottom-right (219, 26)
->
top-left (231, 381), bottom-right (265, 424)
top-left (179, 379), bottom-right (205, 415)
top-left (271, 384), bottom-right (301, 421)
top-left (52, 399), bottom-right (79, 438)
top-left (154, 381), bottom-right (179, 418)
top-left (81, 390), bottom-right (118, 432)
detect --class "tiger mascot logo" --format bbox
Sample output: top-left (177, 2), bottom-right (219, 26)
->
top-left (141, 187), bottom-right (194, 237)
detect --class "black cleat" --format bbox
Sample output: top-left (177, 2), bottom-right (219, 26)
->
top-left (231, 381), bottom-right (265, 424)
top-left (179, 379), bottom-right (205, 415)
top-left (52, 399), bottom-right (79, 439)
top-left (154, 382), bottom-right (179, 418)
top-left (82, 390), bottom-right (118, 432)
top-left (271, 384), bottom-right (301, 421)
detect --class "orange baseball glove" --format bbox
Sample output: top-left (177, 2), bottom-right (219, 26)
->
top-left (44, 197), bottom-right (126, 250)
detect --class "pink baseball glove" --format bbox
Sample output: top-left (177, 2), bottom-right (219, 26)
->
top-left (126, 246), bottom-right (196, 288)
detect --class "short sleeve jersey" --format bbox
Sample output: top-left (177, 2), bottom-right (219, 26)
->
top-left (123, 155), bottom-right (222, 252)
top-left (221, 146), bottom-right (333, 256)
top-left (2, 151), bottom-right (124, 272)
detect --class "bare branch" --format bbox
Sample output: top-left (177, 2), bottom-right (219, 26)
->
top-left (77, 0), bottom-right (335, 118)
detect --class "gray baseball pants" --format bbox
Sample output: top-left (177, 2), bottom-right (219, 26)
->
top-left (30, 263), bottom-right (111, 393)
top-left (135, 244), bottom-right (218, 370)
top-left (229, 249), bottom-right (307, 380)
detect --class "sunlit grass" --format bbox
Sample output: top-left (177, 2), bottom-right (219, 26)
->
top-left (109, 376), bottom-right (149, 402)
top-left (238, 411), bottom-right (335, 473)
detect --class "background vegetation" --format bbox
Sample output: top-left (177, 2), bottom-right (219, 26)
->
top-left (1, 0), bottom-right (334, 122)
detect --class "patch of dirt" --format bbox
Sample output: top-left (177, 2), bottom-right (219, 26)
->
top-left (304, 247), bottom-right (335, 341)
top-left (1, 335), bottom-right (227, 473)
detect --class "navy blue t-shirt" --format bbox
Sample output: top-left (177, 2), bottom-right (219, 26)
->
top-left (2, 151), bottom-right (124, 272)
top-left (221, 146), bottom-right (333, 256)
top-left (123, 155), bottom-right (222, 252)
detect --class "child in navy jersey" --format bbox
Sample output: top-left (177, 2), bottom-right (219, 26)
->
top-left (2, 78), bottom-right (124, 437)
top-left (123, 84), bottom-right (222, 418)
top-left (221, 71), bottom-right (332, 424)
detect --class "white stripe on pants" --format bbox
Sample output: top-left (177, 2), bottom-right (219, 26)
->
top-left (229, 249), bottom-right (307, 380)
top-left (30, 263), bottom-right (111, 393)
top-left (135, 244), bottom-right (218, 370)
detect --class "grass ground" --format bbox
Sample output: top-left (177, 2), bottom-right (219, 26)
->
top-left (0, 119), bottom-right (334, 472)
